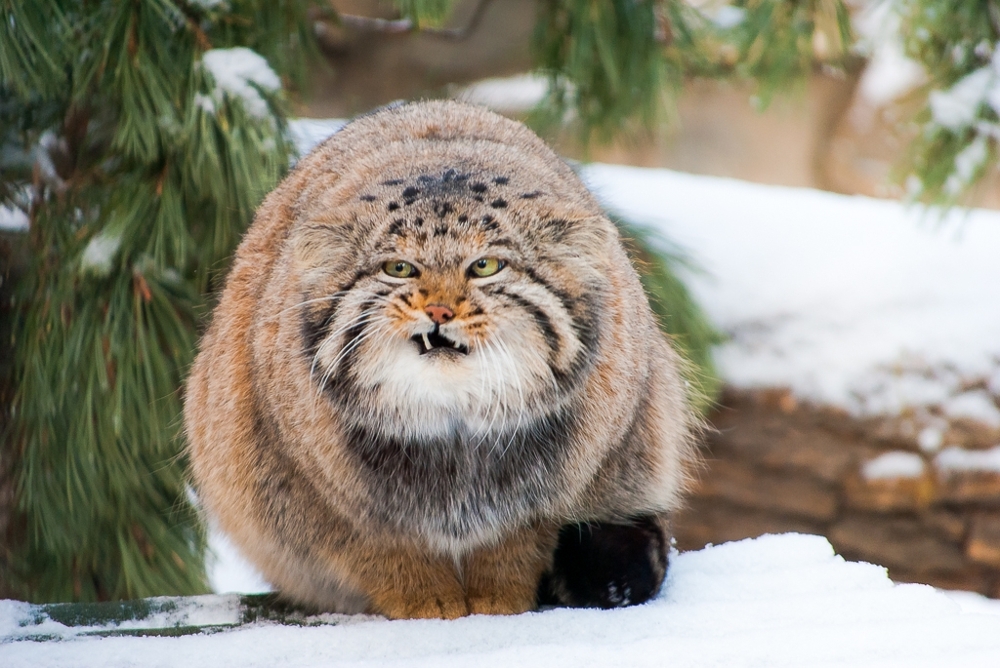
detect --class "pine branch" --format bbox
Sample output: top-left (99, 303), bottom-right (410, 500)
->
top-left (1, 0), bottom-right (317, 603)
top-left (896, 0), bottom-right (1000, 205)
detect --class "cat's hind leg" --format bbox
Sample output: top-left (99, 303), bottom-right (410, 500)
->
top-left (538, 514), bottom-right (669, 609)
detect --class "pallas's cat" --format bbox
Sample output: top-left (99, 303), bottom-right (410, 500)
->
top-left (184, 101), bottom-right (701, 619)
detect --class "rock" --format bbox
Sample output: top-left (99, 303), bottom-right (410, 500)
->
top-left (708, 412), bottom-right (858, 484)
top-left (922, 510), bottom-right (967, 542)
top-left (829, 514), bottom-right (967, 574)
top-left (967, 514), bottom-right (1000, 569)
top-left (889, 568), bottom-right (992, 596)
top-left (936, 471), bottom-right (1000, 506)
top-left (843, 472), bottom-right (935, 512)
top-left (672, 498), bottom-right (822, 551)
top-left (692, 459), bottom-right (839, 522)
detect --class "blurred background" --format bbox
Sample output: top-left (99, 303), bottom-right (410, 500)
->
top-left (2, 0), bottom-right (1000, 607)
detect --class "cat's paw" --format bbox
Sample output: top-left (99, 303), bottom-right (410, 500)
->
top-left (540, 516), bottom-right (668, 609)
top-left (376, 594), bottom-right (470, 620)
top-left (466, 591), bottom-right (535, 616)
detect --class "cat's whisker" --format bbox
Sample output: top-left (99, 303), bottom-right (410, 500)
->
top-left (483, 338), bottom-right (508, 456)
top-left (495, 337), bottom-right (525, 456)
top-left (474, 338), bottom-right (496, 446)
top-left (319, 322), bottom-right (391, 396)
top-left (480, 339), bottom-right (499, 443)
top-left (325, 317), bottom-right (391, 376)
top-left (310, 311), bottom-right (385, 382)
top-left (273, 291), bottom-right (352, 320)
top-left (470, 336), bottom-right (490, 447)
top-left (322, 311), bottom-right (386, 344)
top-left (315, 310), bottom-right (390, 390)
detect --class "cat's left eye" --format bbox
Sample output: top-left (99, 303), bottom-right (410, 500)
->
top-left (383, 260), bottom-right (417, 278)
top-left (469, 257), bottom-right (505, 278)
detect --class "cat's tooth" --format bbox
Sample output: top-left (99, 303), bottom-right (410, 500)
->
top-left (453, 341), bottom-right (461, 349)
top-left (422, 332), bottom-right (432, 350)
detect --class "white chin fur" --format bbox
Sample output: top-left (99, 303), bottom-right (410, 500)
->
top-left (342, 334), bottom-right (553, 440)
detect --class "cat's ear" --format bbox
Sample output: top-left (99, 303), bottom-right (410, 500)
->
top-left (288, 222), bottom-right (356, 292)
top-left (538, 215), bottom-right (619, 278)
top-left (537, 215), bottom-right (609, 248)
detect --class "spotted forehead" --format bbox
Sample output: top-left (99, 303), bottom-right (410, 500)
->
top-left (360, 167), bottom-right (545, 263)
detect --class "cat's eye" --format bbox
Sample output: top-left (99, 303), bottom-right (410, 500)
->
top-left (469, 257), bottom-right (505, 278)
top-left (383, 260), bottom-right (417, 278)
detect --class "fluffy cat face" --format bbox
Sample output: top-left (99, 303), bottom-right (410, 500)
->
top-left (291, 163), bottom-right (610, 442)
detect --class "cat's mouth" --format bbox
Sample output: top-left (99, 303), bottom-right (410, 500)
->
top-left (411, 328), bottom-right (469, 356)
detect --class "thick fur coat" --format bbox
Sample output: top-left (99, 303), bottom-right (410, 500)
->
top-left (184, 101), bottom-right (700, 618)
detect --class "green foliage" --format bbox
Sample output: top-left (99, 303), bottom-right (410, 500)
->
top-left (1, 0), bottom-right (316, 602)
top-left (531, 0), bottom-right (852, 143)
top-left (726, 0), bottom-right (854, 107)
top-left (393, 0), bottom-right (457, 27)
top-left (896, 0), bottom-right (1000, 205)
top-left (532, 0), bottom-right (671, 143)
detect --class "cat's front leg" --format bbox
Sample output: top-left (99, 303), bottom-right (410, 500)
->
top-left (462, 523), bottom-right (559, 615)
top-left (340, 542), bottom-right (469, 619)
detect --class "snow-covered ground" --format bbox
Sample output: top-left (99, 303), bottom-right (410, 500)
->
top-left (5, 534), bottom-right (1000, 667)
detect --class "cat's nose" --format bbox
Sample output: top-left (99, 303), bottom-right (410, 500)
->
top-left (425, 304), bottom-right (454, 325)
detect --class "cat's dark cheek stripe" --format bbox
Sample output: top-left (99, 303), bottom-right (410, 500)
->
top-left (519, 267), bottom-right (579, 317)
top-left (489, 286), bottom-right (562, 363)
top-left (551, 294), bottom-right (601, 390)
top-left (302, 296), bottom-right (344, 358)
top-left (308, 297), bottom-right (382, 400)
top-left (336, 298), bottom-right (382, 381)
top-left (299, 270), bottom-right (377, 357)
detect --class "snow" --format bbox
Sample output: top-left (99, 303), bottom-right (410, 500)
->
top-left (5, 534), bottom-right (1000, 667)
top-left (934, 445), bottom-right (1000, 474)
top-left (940, 588), bottom-right (1000, 615)
top-left (580, 163), bottom-right (1000, 419)
top-left (5, 119), bottom-right (1000, 664)
top-left (944, 133), bottom-right (989, 196)
top-left (916, 425), bottom-right (945, 453)
top-left (862, 451), bottom-right (925, 481)
top-left (207, 529), bottom-right (270, 595)
top-left (941, 390), bottom-right (1000, 428)
top-left (200, 48), bottom-right (281, 119)
top-left (0, 204), bottom-right (29, 231)
top-left (78, 231), bottom-right (122, 275)
top-left (288, 118), bottom-right (347, 159)
top-left (853, 0), bottom-right (925, 108)
top-left (0, 595), bottom-right (244, 642)
top-left (34, 131), bottom-right (65, 190)
top-left (456, 74), bottom-right (549, 113)
top-left (709, 5), bottom-right (747, 30)
top-left (928, 67), bottom-right (994, 131)
top-left (923, 43), bottom-right (1000, 195)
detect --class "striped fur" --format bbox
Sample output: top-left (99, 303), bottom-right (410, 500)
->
top-left (184, 101), bottom-right (701, 619)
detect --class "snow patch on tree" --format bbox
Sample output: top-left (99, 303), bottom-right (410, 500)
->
top-left (0, 204), bottom-right (29, 231)
top-left (200, 48), bottom-right (281, 119)
top-left (79, 231), bottom-right (122, 276)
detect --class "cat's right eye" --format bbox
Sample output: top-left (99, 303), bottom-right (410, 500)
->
top-left (383, 260), bottom-right (417, 278)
